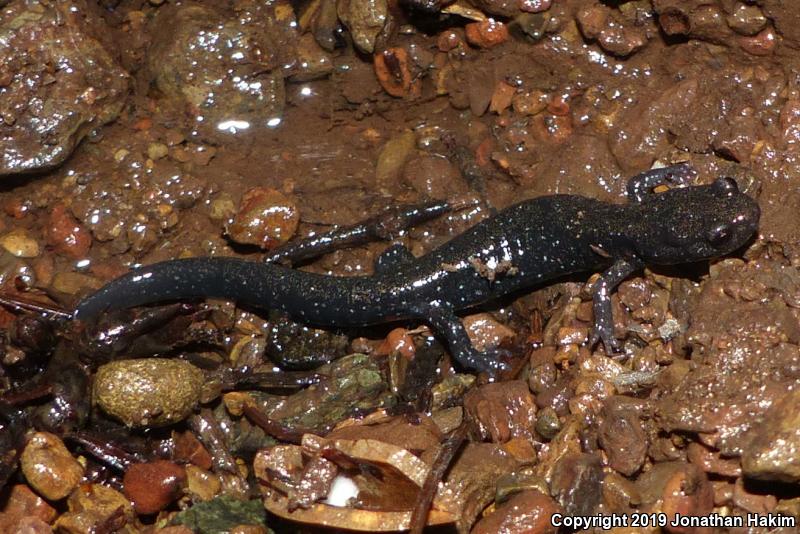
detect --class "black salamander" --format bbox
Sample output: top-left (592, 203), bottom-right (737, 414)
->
top-left (73, 165), bottom-right (760, 372)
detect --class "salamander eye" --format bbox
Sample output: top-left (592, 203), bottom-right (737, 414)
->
top-left (713, 177), bottom-right (738, 194)
top-left (707, 224), bottom-right (732, 247)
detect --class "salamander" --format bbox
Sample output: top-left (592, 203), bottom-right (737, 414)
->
top-left (73, 165), bottom-right (760, 372)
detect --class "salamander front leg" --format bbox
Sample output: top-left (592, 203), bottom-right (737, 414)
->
top-left (626, 163), bottom-right (695, 202)
top-left (414, 302), bottom-right (511, 373)
top-left (589, 257), bottom-right (644, 353)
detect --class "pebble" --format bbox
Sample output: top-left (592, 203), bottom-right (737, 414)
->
top-left (598, 399), bottom-right (647, 476)
top-left (337, 0), bottom-right (388, 54)
top-left (173, 430), bottom-right (213, 470)
top-left (123, 460), bottom-right (187, 514)
top-left (54, 483), bottom-right (135, 533)
top-left (209, 194), bottom-right (237, 221)
top-left (738, 26), bottom-right (777, 56)
top-left (20, 432), bottom-right (84, 501)
top-left (742, 388), bottom-right (800, 482)
top-left (93, 358), bottom-right (204, 427)
top-left (46, 204), bottom-right (92, 259)
top-left (437, 30), bottom-right (464, 52)
top-left (463, 313), bottom-right (515, 352)
top-left (465, 19), bottom-right (510, 48)
top-left (291, 33), bottom-right (334, 82)
top-left (534, 406), bottom-right (561, 439)
top-left (0, 229), bottom-right (40, 258)
top-left (50, 272), bottom-right (102, 295)
top-left (472, 490), bottom-right (560, 534)
top-left (402, 155), bottom-right (467, 200)
top-left (518, 0), bottom-right (551, 13)
top-left (464, 380), bottom-right (537, 442)
top-left (726, 3), bottom-right (767, 36)
top-left (185, 465), bottom-right (222, 502)
top-left (147, 142), bottom-right (169, 160)
top-left (489, 81), bottom-right (515, 114)
top-left (3, 517), bottom-right (51, 534)
top-left (0, 484), bottom-right (57, 529)
top-left (550, 452), bottom-right (603, 515)
top-left (375, 327), bottom-right (416, 359)
top-left (512, 90), bottom-right (547, 116)
top-left (374, 47), bottom-right (421, 98)
top-left (226, 188), bottom-right (299, 250)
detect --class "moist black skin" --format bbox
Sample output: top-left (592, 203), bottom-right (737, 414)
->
top-left (73, 165), bottom-right (760, 373)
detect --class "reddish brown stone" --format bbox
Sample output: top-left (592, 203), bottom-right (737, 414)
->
top-left (472, 490), bottom-right (561, 534)
top-left (465, 20), bottom-right (509, 49)
top-left (46, 203), bottom-right (92, 259)
top-left (123, 460), bottom-right (186, 514)
top-left (465, 381), bottom-right (537, 442)
top-left (173, 430), bottom-right (213, 470)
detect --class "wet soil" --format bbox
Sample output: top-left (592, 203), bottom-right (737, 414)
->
top-left (2, 0), bottom-right (800, 533)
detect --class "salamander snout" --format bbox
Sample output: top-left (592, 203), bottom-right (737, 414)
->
top-left (703, 177), bottom-right (760, 255)
top-left (642, 177), bottom-right (760, 264)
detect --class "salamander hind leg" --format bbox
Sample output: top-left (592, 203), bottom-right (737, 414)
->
top-left (588, 257), bottom-right (644, 354)
top-left (413, 302), bottom-right (511, 374)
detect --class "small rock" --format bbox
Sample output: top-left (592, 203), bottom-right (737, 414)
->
top-left (534, 406), bottom-right (561, 440)
top-left (472, 489), bottom-right (560, 534)
top-left (173, 430), bottom-right (213, 470)
top-left (55, 483), bottom-right (135, 533)
top-left (465, 19), bottom-right (510, 48)
top-left (51, 272), bottom-right (102, 295)
top-left (123, 460), bottom-right (186, 514)
top-left (0, 484), bottom-right (57, 530)
top-left (374, 47), bottom-right (421, 99)
top-left (464, 380), bottom-right (537, 442)
top-left (687, 442), bottom-right (741, 478)
top-left (147, 142), bottom-right (169, 160)
top-left (21, 432), bottom-right (84, 501)
top-left (556, 326), bottom-right (588, 346)
top-left (598, 397), bottom-right (648, 476)
top-left (726, 3), bottom-right (767, 36)
top-left (518, 0), bottom-right (551, 13)
top-left (0, 1), bottom-right (128, 175)
top-left (738, 26), bottom-right (777, 56)
top-left (46, 204), bottom-right (92, 259)
top-left (437, 30), bottom-right (464, 52)
top-left (463, 312), bottom-right (516, 352)
top-left (147, 5), bottom-right (285, 143)
top-left (3, 517), bottom-right (51, 534)
top-left (0, 229), bottom-right (40, 258)
top-left (186, 465), bottom-right (222, 502)
top-left (376, 130), bottom-right (417, 186)
top-left (402, 155), bottom-right (468, 200)
top-left (489, 81), bottom-right (516, 114)
top-left (337, 0), bottom-right (388, 53)
top-left (742, 388), bottom-right (800, 482)
top-left (636, 462), bottom-right (713, 531)
top-left (209, 194), bottom-right (237, 221)
top-left (576, 1), bottom-right (647, 57)
top-left (226, 188), bottom-right (299, 250)
top-left (93, 358), bottom-right (204, 427)
top-left (512, 90), bottom-right (548, 116)
top-left (550, 453), bottom-right (604, 516)
top-left (290, 33), bottom-right (334, 82)
top-left (375, 327), bottom-right (416, 359)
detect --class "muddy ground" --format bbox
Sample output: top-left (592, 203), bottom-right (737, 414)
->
top-left (2, 0), bottom-right (800, 533)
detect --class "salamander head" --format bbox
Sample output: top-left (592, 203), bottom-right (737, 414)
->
top-left (633, 177), bottom-right (760, 264)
